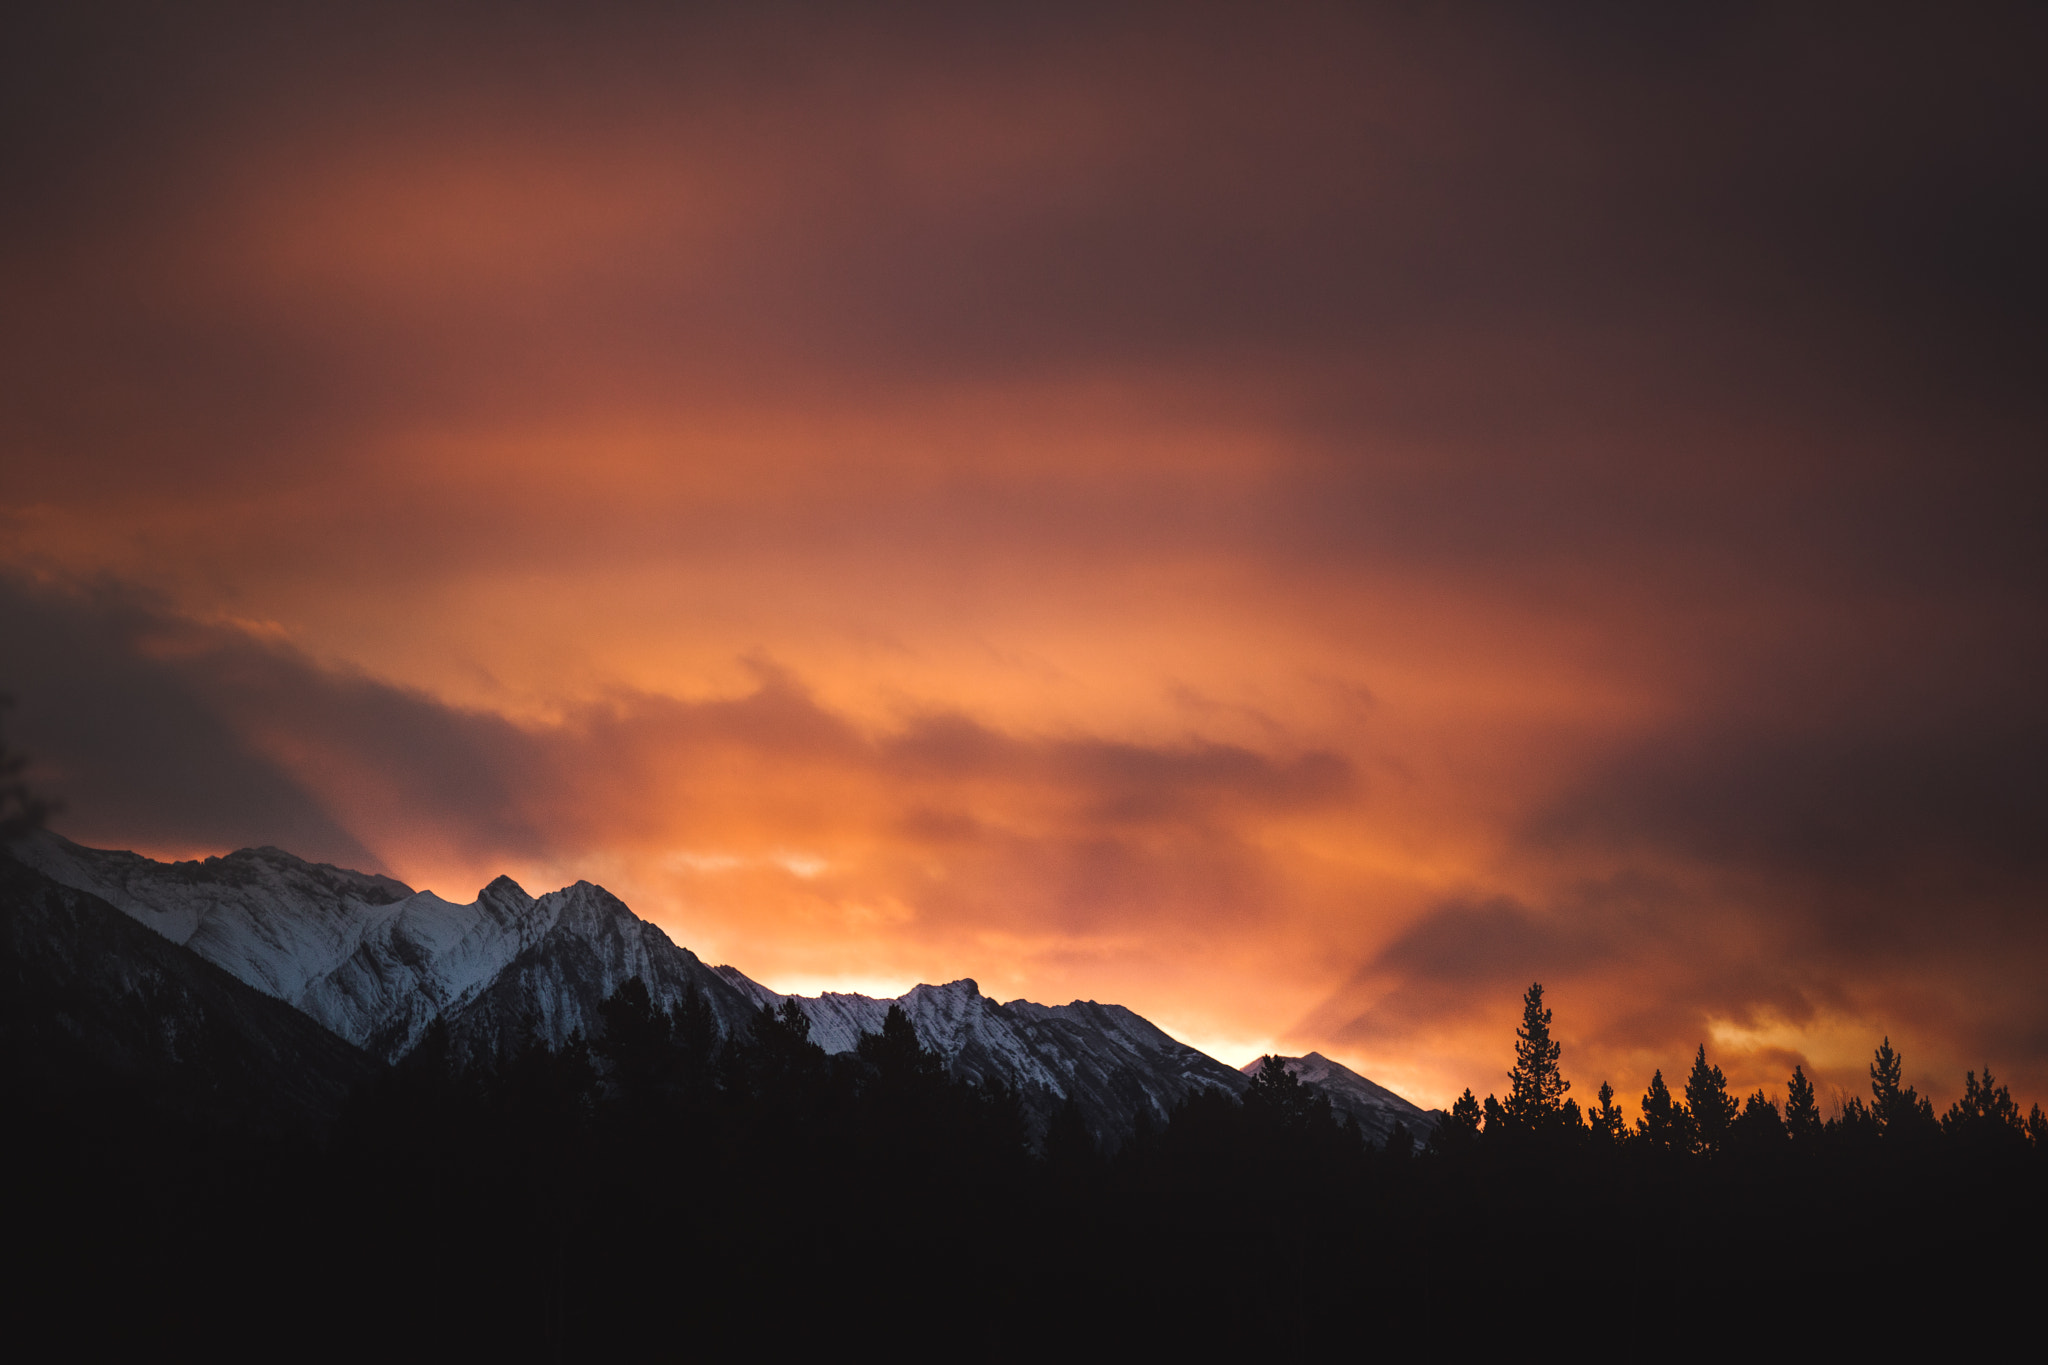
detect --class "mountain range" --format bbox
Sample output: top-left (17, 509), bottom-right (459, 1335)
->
top-left (4, 829), bottom-right (1436, 1145)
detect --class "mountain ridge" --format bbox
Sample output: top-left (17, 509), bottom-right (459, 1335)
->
top-left (1240, 1049), bottom-right (1437, 1144)
top-left (0, 850), bottom-right (379, 1129)
top-left (11, 828), bottom-right (1428, 1145)
top-left (715, 966), bottom-right (1253, 1147)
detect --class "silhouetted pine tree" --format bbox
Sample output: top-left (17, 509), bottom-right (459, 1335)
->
top-left (1429, 1088), bottom-right (1482, 1156)
top-left (1784, 1065), bottom-right (1822, 1146)
top-left (1244, 1054), bottom-right (1323, 1135)
top-left (724, 997), bottom-right (830, 1116)
top-left (669, 980), bottom-right (719, 1108)
top-left (1869, 1037), bottom-right (1936, 1144)
top-left (1636, 1069), bottom-right (1694, 1155)
top-left (856, 1002), bottom-right (946, 1096)
top-left (849, 1002), bottom-right (962, 1171)
top-left (1941, 1068), bottom-right (2028, 1154)
top-left (1727, 1089), bottom-right (1785, 1156)
top-left (595, 976), bottom-right (680, 1122)
top-left (1503, 982), bottom-right (1570, 1135)
top-left (1827, 1095), bottom-right (1878, 1149)
top-left (1590, 1080), bottom-right (1628, 1150)
top-left (1683, 1045), bottom-right (1737, 1155)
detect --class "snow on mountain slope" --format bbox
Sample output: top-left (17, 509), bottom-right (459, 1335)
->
top-left (18, 830), bottom-right (551, 1058)
top-left (11, 830), bottom-right (414, 973)
top-left (15, 831), bottom-right (757, 1063)
top-left (441, 880), bottom-right (761, 1068)
top-left (303, 876), bottom-right (566, 1059)
top-left (710, 969), bottom-right (1250, 1146)
top-left (1240, 1051), bottom-right (1439, 1144)
top-left (0, 850), bottom-right (378, 1127)
top-left (18, 831), bottom-right (1435, 1147)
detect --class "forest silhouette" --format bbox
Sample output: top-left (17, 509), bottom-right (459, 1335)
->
top-left (9, 939), bottom-right (2044, 1353)
top-left (3, 715), bottom-right (2041, 1350)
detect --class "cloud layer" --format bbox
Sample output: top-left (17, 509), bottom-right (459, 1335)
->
top-left (4, 3), bottom-right (2044, 1106)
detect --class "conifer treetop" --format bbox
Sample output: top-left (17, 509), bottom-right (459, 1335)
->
top-left (1505, 981), bottom-right (1569, 1127)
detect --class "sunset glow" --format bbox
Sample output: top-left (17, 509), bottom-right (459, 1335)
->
top-left (6, 4), bottom-right (2044, 1110)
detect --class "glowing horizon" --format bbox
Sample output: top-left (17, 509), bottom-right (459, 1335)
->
top-left (6, 5), bottom-right (2045, 1113)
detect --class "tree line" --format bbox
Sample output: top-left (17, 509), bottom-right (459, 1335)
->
top-left (1430, 982), bottom-right (2048, 1164)
top-left (13, 962), bottom-right (2046, 1354)
top-left (7, 713), bottom-right (2041, 1349)
top-left (318, 975), bottom-right (2046, 1333)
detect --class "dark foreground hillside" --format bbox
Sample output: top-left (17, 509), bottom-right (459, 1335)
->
top-left (6, 853), bottom-right (2043, 1353)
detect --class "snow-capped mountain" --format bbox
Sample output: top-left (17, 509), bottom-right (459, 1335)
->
top-left (0, 852), bottom-right (377, 1127)
top-left (718, 969), bottom-right (1248, 1146)
top-left (12, 830), bottom-right (1427, 1145)
top-left (1240, 1051), bottom-right (1438, 1144)
top-left (10, 831), bottom-right (760, 1064)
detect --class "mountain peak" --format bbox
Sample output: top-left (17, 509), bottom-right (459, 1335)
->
top-left (479, 874), bottom-right (533, 904)
top-left (1236, 1051), bottom-right (1439, 1142)
top-left (15, 835), bottom-right (1436, 1148)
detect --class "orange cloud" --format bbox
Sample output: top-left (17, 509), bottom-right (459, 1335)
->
top-left (5, 5), bottom-right (2045, 1111)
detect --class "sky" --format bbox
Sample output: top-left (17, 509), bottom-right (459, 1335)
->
top-left (4, 2), bottom-right (2045, 1110)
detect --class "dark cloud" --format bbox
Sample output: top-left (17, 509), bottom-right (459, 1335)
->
top-left (1320, 878), bottom-right (1708, 1044)
top-left (1314, 672), bottom-right (2048, 1097)
top-left (5, 4), bottom-right (2047, 1102)
top-left (0, 572), bottom-right (1352, 904)
top-left (1536, 704), bottom-right (2048, 899)
top-left (9, 6), bottom-right (2045, 474)
top-left (0, 574), bottom-right (391, 869)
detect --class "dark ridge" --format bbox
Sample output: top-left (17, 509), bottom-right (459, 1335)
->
top-left (0, 848), bottom-right (377, 1129)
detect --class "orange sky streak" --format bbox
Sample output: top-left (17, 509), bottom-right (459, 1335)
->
top-left (5, 5), bottom-right (2045, 1112)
